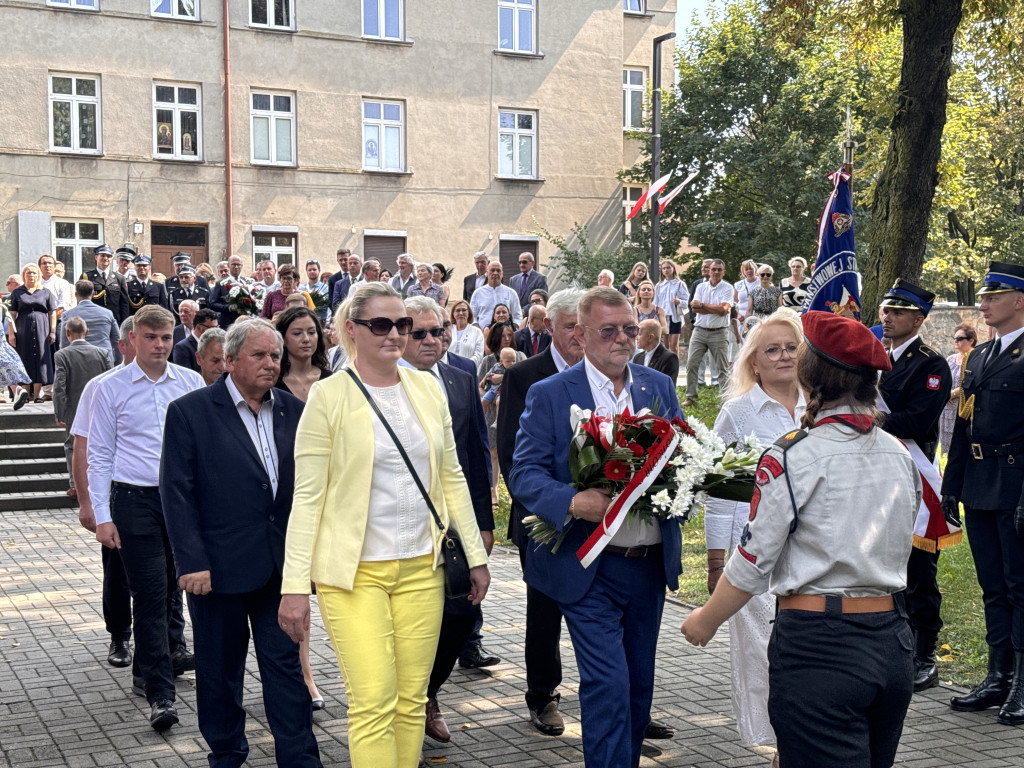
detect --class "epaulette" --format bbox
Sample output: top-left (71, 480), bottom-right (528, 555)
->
top-left (918, 343), bottom-right (939, 358)
top-left (773, 428), bottom-right (808, 451)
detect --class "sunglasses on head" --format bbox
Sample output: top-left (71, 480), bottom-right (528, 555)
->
top-left (410, 327), bottom-right (445, 341)
top-left (351, 317), bottom-right (414, 336)
top-left (586, 324), bottom-right (641, 340)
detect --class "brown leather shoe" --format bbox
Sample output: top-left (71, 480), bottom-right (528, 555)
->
top-left (529, 700), bottom-right (565, 736)
top-left (424, 697), bottom-right (451, 743)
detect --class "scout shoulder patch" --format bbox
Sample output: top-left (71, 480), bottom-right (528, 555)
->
top-left (773, 429), bottom-right (808, 450)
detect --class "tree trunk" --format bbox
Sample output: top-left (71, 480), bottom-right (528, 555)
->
top-left (861, 0), bottom-right (963, 316)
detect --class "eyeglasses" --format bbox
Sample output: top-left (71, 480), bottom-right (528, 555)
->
top-left (953, 336), bottom-right (970, 342)
top-left (762, 342), bottom-right (800, 360)
top-left (759, 273), bottom-right (773, 278)
top-left (518, 260), bottom-right (531, 265)
top-left (585, 324), bottom-right (641, 340)
top-left (409, 327), bottom-right (445, 341)
top-left (351, 317), bottom-right (414, 336)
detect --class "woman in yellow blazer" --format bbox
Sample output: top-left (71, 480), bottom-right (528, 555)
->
top-left (279, 282), bottom-right (490, 768)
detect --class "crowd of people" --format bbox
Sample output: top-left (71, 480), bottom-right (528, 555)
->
top-left (15, 238), bottom-right (1024, 768)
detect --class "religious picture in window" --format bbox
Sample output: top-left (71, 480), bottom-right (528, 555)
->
top-left (157, 123), bottom-right (174, 150)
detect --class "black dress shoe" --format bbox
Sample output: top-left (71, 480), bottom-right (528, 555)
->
top-left (458, 643), bottom-right (500, 668)
top-left (951, 646), bottom-right (1013, 711)
top-left (107, 639), bottom-right (132, 668)
top-left (913, 658), bottom-right (938, 692)
top-left (150, 699), bottom-right (179, 731)
top-left (644, 719), bottom-right (674, 739)
top-left (528, 700), bottom-right (564, 736)
top-left (997, 652), bottom-right (1024, 726)
top-left (171, 648), bottom-right (195, 676)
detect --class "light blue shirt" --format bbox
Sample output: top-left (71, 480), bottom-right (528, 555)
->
top-left (225, 374), bottom-right (280, 497)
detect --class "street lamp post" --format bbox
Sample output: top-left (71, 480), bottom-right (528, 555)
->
top-left (650, 31), bottom-right (676, 278)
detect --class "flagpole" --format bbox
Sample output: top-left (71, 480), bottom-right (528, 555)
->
top-left (843, 106), bottom-right (856, 175)
top-left (650, 31), bottom-right (676, 279)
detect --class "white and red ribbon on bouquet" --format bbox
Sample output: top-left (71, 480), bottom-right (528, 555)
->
top-left (575, 424), bottom-right (680, 568)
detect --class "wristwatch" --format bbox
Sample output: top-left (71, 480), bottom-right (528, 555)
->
top-left (699, 301), bottom-right (704, 309)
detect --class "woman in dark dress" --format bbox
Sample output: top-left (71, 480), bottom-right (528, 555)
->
top-left (9, 264), bottom-right (57, 402)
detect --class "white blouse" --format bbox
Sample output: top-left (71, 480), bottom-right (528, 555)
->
top-left (450, 323), bottom-right (485, 366)
top-left (704, 385), bottom-right (806, 551)
top-left (361, 382), bottom-right (435, 561)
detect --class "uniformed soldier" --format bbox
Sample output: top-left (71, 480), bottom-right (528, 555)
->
top-left (81, 245), bottom-right (130, 325)
top-left (115, 243), bottom-right (137, 280)
top-left (682, 310), bottom-right (921, 768)
top-left (126, 255), bottom-right (169, 315)
top-left (942, 260), bottom-right (1024, 725)
top-left (878, 280), bottom-right (953, 693)
top-left (164, 252), bottom-right (210, 294)
top-left (167, 266), bottom-right (209, 323)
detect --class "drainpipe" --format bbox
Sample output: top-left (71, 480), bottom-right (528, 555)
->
top-left (222, 0), bottom-right (234, 255)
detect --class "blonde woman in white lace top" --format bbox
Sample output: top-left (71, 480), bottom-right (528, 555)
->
top-left (704, 308), bottom-right (805, 759)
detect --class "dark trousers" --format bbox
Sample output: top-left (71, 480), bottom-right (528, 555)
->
top-left (768, 602), bottom-right (913, 768)
top-left (102, 545), bottom-right (186, 650)
top-left (110, 484), bottom-right (177, 704)
top-left (428, 600), bottom-right (478, 700)
top-left (518, 547), bottom-right (563, 711)
top-left (559, 553), bottom-right (665, 768)
top-left (965, 506), bottom-right (1024, 650)
top-left (905, 547), bottom-right (942, 655)
top-left (188, 575), bottom-right (322, 768)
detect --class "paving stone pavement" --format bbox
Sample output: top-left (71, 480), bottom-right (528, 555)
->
top-left (2, 507), bottom-right (1023, 767)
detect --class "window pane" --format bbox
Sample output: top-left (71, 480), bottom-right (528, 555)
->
top-left (630, 91), bottom-right (643, 127)
top-left (499, 112), bottom-right (514, 129)
top-left (179, 0), bottom-right (196, 16)
top-left (363, 0), bottom-right (378, 36)
top-left (275, 118), bottom-right (292, 162)
top-left (384, 125), bottom-right (400, 169)
top-left (252, 93), bottom-right (270, 111)
top-left (155, 85), bottom-right (175, 103)
top-left (76, 78), bottom-right (96, 97)
top-left (623, 91), bottom-right (629, 127)
top-left (252, 0), bottom-right (267, 24)
top-left (181, 111), bottom-right (198, 156)
top-left (56, 245), bottom-right (76, 271)
top-left (383, 103), bottom-right (400, 121)
top-left (52, 77), bottom-right (73, 95)
top-left (499, 7), bottom-right (513, 50)
top-left (364, 124), bottom-right (380, 167)
top-left (630, 71), bottom-right (644, 85)
top-left (518, 9), bottom-right (532, 51)
top-left (178, 87), bottom-right (197, 105)
top-left (274, 0), bottom-right (289, 27)
top-left (384, 0), bottom-right (400, 37)
top-left (364, 102), bottom-right (381, 120)
top-left (273, 95), bottom-right (291, 113)
top-left (78, 103), bottom-right (97, 149)
top-left (156, 109), bottom-right (175, 154)
top-left (276, 235), bottom-right (295, 247)
top-left (80, 223), bottom-right (100, 240)
top-left (517, 113), bottom-right (533, 130)
top-left (253, 116), bottom-right (270, 160)
top-left (254, 235), bottom-right (272, 246)
top-left (52, 101), bottom-right (72, 147)
top-left (518, 135), bottom-right (533, 176)
top-left (54, 222), bottom-right (76, 239)
top-left (152, 0), bottom-right (171, 14)
top-left (499, 133), bottom-right (513, 176)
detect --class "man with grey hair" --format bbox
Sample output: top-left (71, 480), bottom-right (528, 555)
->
top-left (161, 318), bottom-right (322, 766)
top-left (684, 258), bottom-right (733, 406)
top-left (215, 260), bottom-right (230, 280)
top-left (173, 299), bottom-right (200, 345)
top-left (391, 253), bottom-right (417, 297)
top-left (596, 269), bottom-right (615, 288)
top-left (464, 251), bottom-right (490, 301)
top-left (196, 327), bottom-right (227, 386)
top-left (346, 259), bottom-right (382, 299)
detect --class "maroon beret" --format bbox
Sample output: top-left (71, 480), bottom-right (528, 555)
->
top-left (802, 311), bottom-right (892, 373)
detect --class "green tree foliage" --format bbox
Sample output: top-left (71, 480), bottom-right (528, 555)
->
top-left (531, 220), bottom-right (645, 289)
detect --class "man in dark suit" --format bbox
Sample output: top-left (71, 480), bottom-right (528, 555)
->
top-left (207, 255), bottom-right (254, 329)
top-left (172, 308), bottom-right (218, 374)
top-left (515, 305), bottom-right (552, 359)
top-left (326, 247), bottom-right (352, 312)
top-left (126, 256), bottom-right (169, 314)
top-left (632, 320), bottom-right (680, 382)
top-left (168, 266), bottom-right (210, 323)
top-left (463, 251), bottom-right (489, 301)
top-left (81, 244), bottom-right (129, 324)
top-left (164, 252), bottom-right (210, 294)
top-left (497, 288), bottom-right (584, 735)
top-left (508, 287), bottom-right (683, 767)
top-left (160, 319), bottom-right (322, 767)
top-left (400, 297), bottom-right (494, 746)
top-left (509, 252), bottom-right (548, 309)
top-left (173, 300), bottom-right (198, 346)
top-left (877, 280), bottom-right (952, 694)
top-left (942, 261), bottom-right (1024, 725)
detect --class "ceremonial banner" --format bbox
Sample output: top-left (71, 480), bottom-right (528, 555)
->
top-left (802, 168), bottom-right (862, 319)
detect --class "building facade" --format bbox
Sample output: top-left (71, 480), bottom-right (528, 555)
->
top-left (1, 0), bottom-right (676, 284)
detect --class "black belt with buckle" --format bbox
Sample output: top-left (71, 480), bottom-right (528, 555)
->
top-left (603, 544), bottom-right (662, 559)
top-left (969, 441), bottom-right (1024, 460)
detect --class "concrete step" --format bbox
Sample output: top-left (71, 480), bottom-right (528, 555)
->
top-left (0, 491), bottom-right (74, 512)
top-left (0, 476), bottom-right (68, 495)
top-left (0, 411), bottom-right (55, 431)
top-left (0, 427), bottom-right (66, 445)
top-left (0, 457), bottom-right (67, 476)
top-left (0, 443), bottom-right (65, 460)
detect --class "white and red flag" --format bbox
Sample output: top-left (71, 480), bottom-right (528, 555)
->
top-left (627, 172), bottom-right (674, 220)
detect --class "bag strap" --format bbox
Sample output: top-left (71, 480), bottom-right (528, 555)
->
top-left (345, 368), bottom-right (446, 534)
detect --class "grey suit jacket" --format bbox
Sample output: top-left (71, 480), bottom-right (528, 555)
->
top-left (58, 300), bottom-right (120, 365)
top-left (53, 340), bottom-right (111, 428)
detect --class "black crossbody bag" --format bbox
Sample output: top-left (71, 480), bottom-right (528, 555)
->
top-left (346, 368), bottom-right (474, 599)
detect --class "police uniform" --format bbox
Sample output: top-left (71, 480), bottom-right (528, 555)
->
top-left (723, 312), bottom-right (921, 768)
top-left (163, 252), bottom-right (210, 294)
top-left (81, 245), bottom-right (130, 324)
top-left (125, 256), bottom-right (169, 315)
top-left (941, 261), bottom-right (1024, 725)
top-left (877, 280), bottom-right (953, 692)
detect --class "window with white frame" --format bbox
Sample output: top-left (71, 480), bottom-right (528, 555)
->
top-left (47, 0), bottom-right (98, 9)
top-left (49, 74), bottom-right (101, 154)
top-left (362, 100), bottom-right (405, 171)
top-left (498, 110), bottom-right (537, 178)
top-left (623, 0), bottom-right (644, 13)
top-left (250, 91), bottom-right (295, 165)
top-left (154, 83), bottom-right (201, 160)
top-left (498, 0), bottom-right (535, 53)
top-left (250, 0), bottom-right (292, 29)
top-left (253, 232), bottom-right (296, 267)
top-left (363, 0), bottom-right (402, 39)
top-left (622, 186), bottom-right (643, 240)
top-left (623, 69), bottom-right (645, 129)
top-left (152, 0), bottom-right (198, 20)
top-left (53, 219), bottom-right (103, 277)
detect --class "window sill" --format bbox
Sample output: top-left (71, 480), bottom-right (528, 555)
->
top-left (50, 149), bottom-right (103, 157)
top-left (493, 49), bottom-right (545, 60)
top-left (248, 24), bottom-right (296, 34)
top-left (152, 14), bottom-right (200, 22)
top-left (495, 175), bottom-right (545, 183)
top-left (362, 168), bottom-right (413, 176)
top-left (623, 11), bottom-right (655, 19)
top-left (153, 155), bottom-right (203, 163)
top-left (361, 36), bottom-right (414, 47)
top-left (623, 127), bottom-right (651, 134)
top-left (252, 161), bottom-right (298, 168)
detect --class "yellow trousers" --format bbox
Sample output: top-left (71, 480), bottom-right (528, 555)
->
top-left (317, 554), bottom-right (444, 768)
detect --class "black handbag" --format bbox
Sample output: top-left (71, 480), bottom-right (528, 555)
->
top-left (346, 368), bottom-right (474, 599)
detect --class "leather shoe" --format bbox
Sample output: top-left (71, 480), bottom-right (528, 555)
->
top-left (424, 697), bottom-right (451, 742)
top-left (997, 651), bottom-right (1024, 726)
top-left (311, 697), bottom-right (325, 711)
top-left (528, 700), bottom-right (564, 736)
top-left (644, 718), bottom-right (674, 739)
top-left (458, 643), bottom-right (499, 668)
top-left (150, 699), bottom-right (179, 731)
top-left (107, 638), bottom-right (132, 668)
top-left (913, 658), bottom-right (938, 692)
top-left (951, 645), bottom-right (1013, 711)
top-left (171, 647), bottom-right (195, 676)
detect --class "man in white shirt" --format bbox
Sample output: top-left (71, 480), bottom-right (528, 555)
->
top-left (299, 259), bottom-right (330, 324)
top-left (684, 259), bottom-right (734, 406)
top-left (470, 261), bottom-right (523, 328)
top-left (257, 260), bottom-right (280, 293)
top-left (347, 259), bottom-right (381, 298)
top-left (88, 305), bottom-right (205, 732)
top-left (391, 253), bottom-right (417, 297)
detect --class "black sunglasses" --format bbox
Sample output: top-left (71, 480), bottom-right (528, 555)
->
top-left (410, 327), bottom-right (445, 340)
top-left (585, 324), bottom-right (641, 340)
top-left (953, 335), bottom-right (970, 342)
top-left (351, 317), bottom-right (414, 336)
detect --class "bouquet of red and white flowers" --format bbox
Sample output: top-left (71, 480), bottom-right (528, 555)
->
top-left (226, 282), bottom-right (266, 316)
top-left (523, 405), bottom-right (761, 567)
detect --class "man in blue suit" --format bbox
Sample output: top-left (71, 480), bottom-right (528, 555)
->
top-left (509, 287), bottom-right (684, 768)
top-left (160, 319), bottom-right (322, 768)
top-left (509, 252), bottom-right (548, 309)
top-left (59, 280), bottom-right (120, 364)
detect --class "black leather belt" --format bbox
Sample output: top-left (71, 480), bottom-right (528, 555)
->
top-left (603, 544), bottom-right (662, 559)
top-left (112, 481), bottom-right (159, 492)
top-left (969, 441), bottom-right (1024, 460)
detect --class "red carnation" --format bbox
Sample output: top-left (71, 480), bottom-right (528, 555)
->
top-left (604, 460), bottom-right (631, 481)
top-left (652, 419), bottom-right (673, 438)
top-left (628, 443), bottom-right (645, 458)
top-left (672, 417), bottom-right (695, 437)
top-left (615, 431), bottom-right (627, 448)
